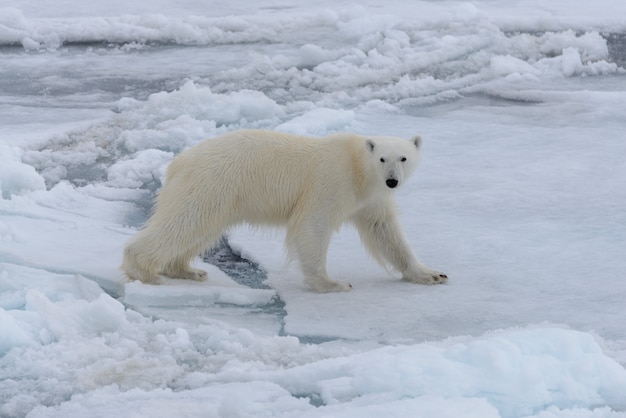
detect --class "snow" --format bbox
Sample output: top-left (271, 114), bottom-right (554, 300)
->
top-left (1, 0), bottom-right (626, 417)
top-left (0, 145), bottom-right (46, 199)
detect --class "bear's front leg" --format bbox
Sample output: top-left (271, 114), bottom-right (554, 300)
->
top-left (287, 213), bottom-right (352, 293)
top-left (353, 204), bottom-right (448, 285)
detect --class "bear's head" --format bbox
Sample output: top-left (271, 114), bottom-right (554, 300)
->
top-left (365, 135), bottom-right (421, 189)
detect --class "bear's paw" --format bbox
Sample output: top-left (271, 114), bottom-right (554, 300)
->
top-left (163, 268), bottom-right (208, 282)
top-left (305, 277), bottom-right (353, 293)
top-left (403, 270), bottom-right (448, 285)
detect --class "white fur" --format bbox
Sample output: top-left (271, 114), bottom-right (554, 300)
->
top-left (121, 130), bottom-right (447, 292)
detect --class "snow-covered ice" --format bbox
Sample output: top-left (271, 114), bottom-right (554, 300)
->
top-left (1, 1), bottom-right (626, 417)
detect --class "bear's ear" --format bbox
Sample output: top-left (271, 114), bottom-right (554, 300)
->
top-left (365, 139), bottom-right (375, 153)
top-left (412, 135), bottom-right (422, 149)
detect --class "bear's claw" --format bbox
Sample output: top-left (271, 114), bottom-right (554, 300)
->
top-left (433, 273), bottom-right (448, 283)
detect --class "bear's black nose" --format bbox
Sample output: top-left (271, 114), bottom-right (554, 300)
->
top-left (386, 179), bottom-right (398, 188)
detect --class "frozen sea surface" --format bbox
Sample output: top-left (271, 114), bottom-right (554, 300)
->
top-left (1, 1), bottom-right (626, 417)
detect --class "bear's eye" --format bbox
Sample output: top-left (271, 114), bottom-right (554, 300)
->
top-left (380, 158), bottom-right (385, 163)
top-left (400, 157), bottom-right (407, 162)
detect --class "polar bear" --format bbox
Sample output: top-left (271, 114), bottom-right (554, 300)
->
top-left (121, 130), bottom-right (447, 292)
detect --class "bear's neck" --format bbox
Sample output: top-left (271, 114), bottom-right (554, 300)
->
top-left (350, 144), bottom-right (380, 200)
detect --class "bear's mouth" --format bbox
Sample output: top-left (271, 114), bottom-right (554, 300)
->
top-left (386, 179), bottom-right (398, 188)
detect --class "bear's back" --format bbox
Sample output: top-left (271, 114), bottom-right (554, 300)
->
top-left (165, 130), bottom-right (362, 225)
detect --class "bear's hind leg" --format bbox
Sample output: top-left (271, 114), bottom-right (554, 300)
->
top-left (121, 235), bottom-right (159, 284)
top-left (162, 264), bottom-right (208, 281)
top-left (160, 249), bottom-right (207, 281)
